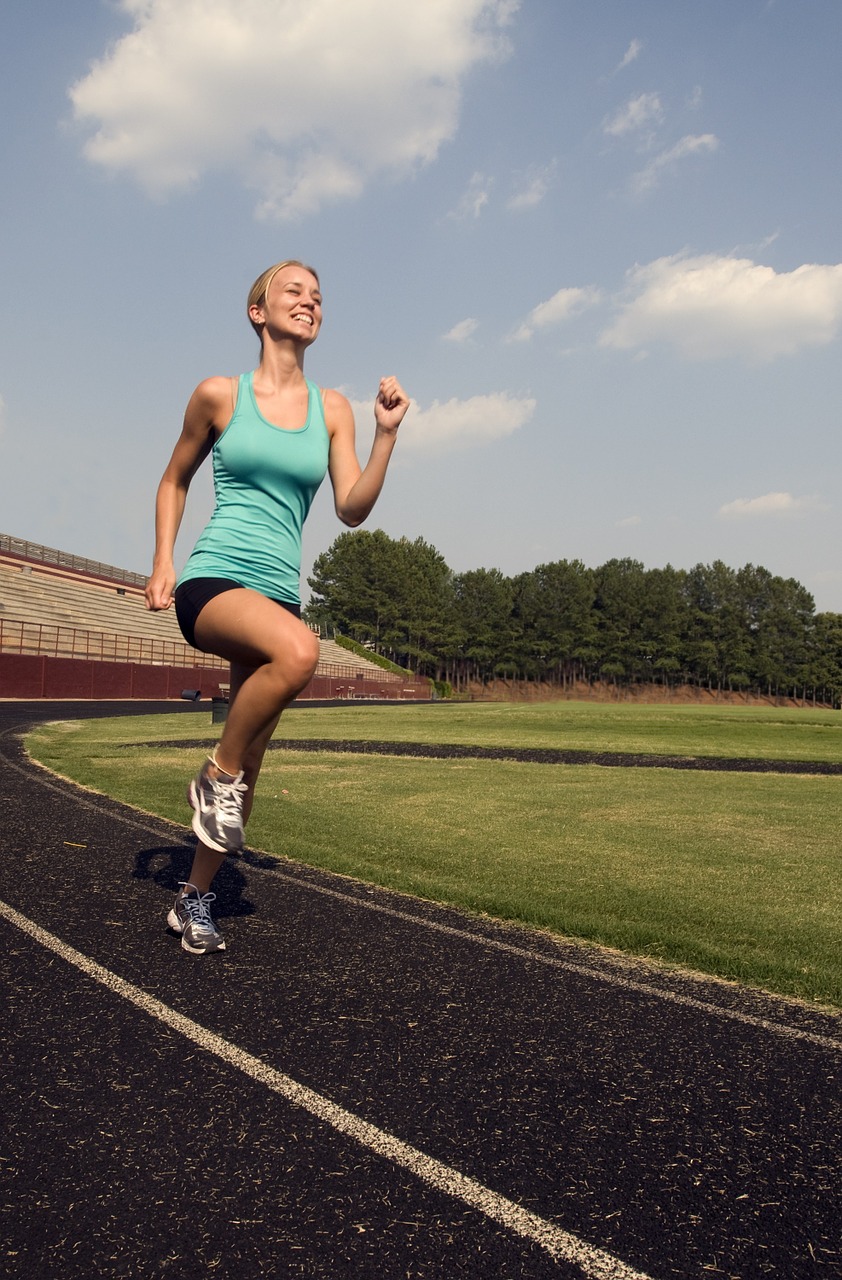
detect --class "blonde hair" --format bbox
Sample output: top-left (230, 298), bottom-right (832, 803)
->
top-left (247, 260), bottom-right (320, 337)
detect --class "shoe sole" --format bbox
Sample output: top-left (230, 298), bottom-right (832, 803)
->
top-left (166, 906), bottom-right (226, 955)
top-left (187, 779), bottom-right (242, 856)
top-left (181, 934), bottom-right (226, 955)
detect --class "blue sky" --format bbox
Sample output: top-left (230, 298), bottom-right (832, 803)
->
top-left (2, 0), bottom-right (842, 610)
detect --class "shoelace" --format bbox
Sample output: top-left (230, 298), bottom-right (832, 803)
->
top-left (178, 883), bottom-right (218, 933)
top-left (207, 772), bottom-right (248, 830)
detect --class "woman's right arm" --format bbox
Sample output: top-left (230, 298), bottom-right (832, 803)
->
top-left (145, 377), bottom-right (231, 611)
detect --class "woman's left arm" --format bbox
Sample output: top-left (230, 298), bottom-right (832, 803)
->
top-left (326, 376), bottom-right (410, 527)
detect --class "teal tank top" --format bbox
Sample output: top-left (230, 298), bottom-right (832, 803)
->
top-left (178, 372), bottom-right (330, 603)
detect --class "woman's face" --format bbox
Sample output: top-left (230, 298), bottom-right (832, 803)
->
top-left (256, 265), bottom-right (323, 344)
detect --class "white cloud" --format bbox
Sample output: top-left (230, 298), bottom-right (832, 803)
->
top-left (448, 171), bottom-right (493, 220)
top-left (600, 253), bottom-right (842, 361)
top-left (403, 393), bottom-right (536, 452)
top-left (630, 133), bottom-right (718, 195)
top-left (717, 492), bottom-right (827, 519)
top-left (507, 160), bottom-right (557, 211)
top-left (509, 285), bottom-right (601, 342)
top-left (443, 318), bottom-right (479, 343)
top-left (616, 39), bottom-right (643, 72)
top-left (69, 0), bottom-right (518, 219)
top-left (350, 392), bottom-right (535, 454)
top-left (603, 92), bottom-right (663, 138)
top-left (616, 515), bottom-right (642, 527)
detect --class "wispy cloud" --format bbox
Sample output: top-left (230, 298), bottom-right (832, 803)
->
top-left (616, 39), bottom-right (643, 72)
top-left (349, 392), bottom-right (536, 454)
top-left (448, 171), bottom-right (494, 220)
top-left (442, 318), bottom-right (479, 343)
top-left (69, 0), bottom-right (519, 220)
top-left (507, 159), bottom-right (557, 211)
top-left (601, 253), bottom-right (842, 361)
top-left (717, 492), bottom-right (828, 519)
top-left (603, 91), bottom-right (663, 138)
top-left (509, 285), bottom-right (601, 342)
top-left (630, 133), bottom-right (718, 195)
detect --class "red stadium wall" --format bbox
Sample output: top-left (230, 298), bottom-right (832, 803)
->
top-left (0, 653), bottom-right (431, 701)
top-left (0, 653), bottom-right (229, 701)
top-left (0, 536), bottom-right (432, 701)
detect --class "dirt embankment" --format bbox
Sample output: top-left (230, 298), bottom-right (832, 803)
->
top-left (462, 679), bottom-right (835, 710)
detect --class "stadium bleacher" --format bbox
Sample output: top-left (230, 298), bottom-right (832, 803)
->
top-left (0, 534), bottom-right (425, 699)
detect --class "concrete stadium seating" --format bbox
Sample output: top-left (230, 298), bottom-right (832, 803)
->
top-left (0, 553), bottom-right (394, 681)
top-left (0, 559), bottom-right (183, 644)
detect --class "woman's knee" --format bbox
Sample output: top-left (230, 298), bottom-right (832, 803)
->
top-left (284, 628), bottom-right (320, 687)
top-left (253, 631), bottom-right (318, 699)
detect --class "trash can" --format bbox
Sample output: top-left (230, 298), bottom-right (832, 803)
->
top-left (211, 696), bottom-right (229, 724)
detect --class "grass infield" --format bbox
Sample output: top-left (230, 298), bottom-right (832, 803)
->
top-left (27, 702), bottom-right (842, 1008)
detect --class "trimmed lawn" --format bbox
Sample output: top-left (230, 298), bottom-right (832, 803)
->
top-left (27, 703), bottom-right (842, 1007)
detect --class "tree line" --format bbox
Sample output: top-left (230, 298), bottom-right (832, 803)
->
top-left (305, 529), bottom-right (842, 705)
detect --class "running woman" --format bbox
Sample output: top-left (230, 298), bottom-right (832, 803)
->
top-left (145, 260), bottom-right (409, 954)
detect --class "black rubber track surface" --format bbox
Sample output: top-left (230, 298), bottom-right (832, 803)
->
top-left (146, 735), bottom-right (842, 775)
top-left (1, 701), bottom-right (840, 1279)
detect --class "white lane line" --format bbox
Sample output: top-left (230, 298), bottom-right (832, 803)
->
top-left (0, 898), bottom-right (652, 1280)
top-left (13, 746), bottom-right (842, 1053)
top-left (268, 871), bottom-right (842, 1054)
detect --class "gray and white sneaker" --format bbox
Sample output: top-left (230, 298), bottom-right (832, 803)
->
top-left (167, 882), bottom-right (226, 954)
top-left (188, 757), bottom-right (247, 855)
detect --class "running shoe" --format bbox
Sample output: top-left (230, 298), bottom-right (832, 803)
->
top-left (167, 883), bottom-right (226, 954)
top-left (188, 757), bottom-right (247, 855)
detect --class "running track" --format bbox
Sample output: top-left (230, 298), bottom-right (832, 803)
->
top-left (1, 701), bottom-right (839, 1279)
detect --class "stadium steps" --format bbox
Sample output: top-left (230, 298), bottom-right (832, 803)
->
top-left (0, 559), bottom-right (393, 679)
top-left (317, 638), bottom-right (405, 681)
top-left (0, 562), bottom-right (184, 646)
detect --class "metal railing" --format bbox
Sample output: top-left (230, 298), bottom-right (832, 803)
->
top-left (0, 535), bottom-right (429, 693)
top-left (0, 617), bottom-right (219, 668)
top-left (0, 616), bottom-right (408, 680)
top-left (0, 533), bottom-right (147, 588)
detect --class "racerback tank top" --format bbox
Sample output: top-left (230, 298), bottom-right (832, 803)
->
top-left (178, 371), bottom-right (330, 603)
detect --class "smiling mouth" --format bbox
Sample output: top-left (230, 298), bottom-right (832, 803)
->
top-left (292, 313), bottom-right (314, 325)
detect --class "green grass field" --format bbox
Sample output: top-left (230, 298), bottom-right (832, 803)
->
top-left (60, 699), bottom-right (842, 760)
top-left (27, 702), bottom-right (842, 1008)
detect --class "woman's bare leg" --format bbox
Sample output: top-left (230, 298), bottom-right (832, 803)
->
top-left (184, 670), bottom-right (284, 891)
top-left (182, 592), bottom-right (318, 889)
top-left (194, 589), bottom-right (319, 776)
top-left (183, 845), bottom-right (226, 895)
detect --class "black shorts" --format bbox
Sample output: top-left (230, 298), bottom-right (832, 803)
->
top-left (174, 577), bottom-right (301, 651)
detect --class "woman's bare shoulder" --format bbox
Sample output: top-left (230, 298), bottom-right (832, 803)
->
top-left (321, 386), bottom-right (354, 426)
top-left (179, 374), bottom-right (240, 439)
top-left (320, 385), bottom-right (350, 406)
top-left (191, 375), bottom-right (238, 408)
top-left (316, 386), bottom-right (353, 437)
